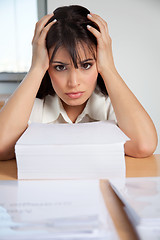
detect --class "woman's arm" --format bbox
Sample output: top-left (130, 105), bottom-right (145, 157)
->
top-left (0, 14), bottom-right (55, 160)
top-left (87, 13), bottom-right (158, 157)
top-left (100, 67), bottom-right (157, 157)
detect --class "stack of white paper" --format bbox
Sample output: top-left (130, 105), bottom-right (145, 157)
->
top-left (110, 177), bottom-right (160, 240)
top-left (15, 121), bottom-right (129, 180)
top-left (0, 180), bottom-right (118, 239)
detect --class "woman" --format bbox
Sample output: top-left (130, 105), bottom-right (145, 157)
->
top-left (0, 5), bottom-right (157, 160)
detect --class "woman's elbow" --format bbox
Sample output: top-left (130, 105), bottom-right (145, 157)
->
top-left (136, 142), bottom-right (157, 158)
top-left (0, 145), bottom-right (7, 160)
top-left (0, 142), bottom-right (15, 161)
top-left (137, 132), bottom-right (158, 157)
top-left (125, 136), bottom-right (158, 158)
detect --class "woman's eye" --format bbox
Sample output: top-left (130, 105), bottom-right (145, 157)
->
top-left (81, 63), bottom-right (92, 70)
top-left (54, 65), bottom-right (66, 71)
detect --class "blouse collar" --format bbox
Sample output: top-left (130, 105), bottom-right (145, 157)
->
top-left (42, 89), bottom-right (107, 123)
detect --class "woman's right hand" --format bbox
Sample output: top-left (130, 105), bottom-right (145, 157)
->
top-left (30, 14), bottom-right (56, 73)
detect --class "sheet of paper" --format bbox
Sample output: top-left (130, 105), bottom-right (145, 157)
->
top-left (0, 180), bottom-right (116, 239)
top-left (136, 225), bottom-right (160, 240)
top-left (16, 121), bottom-right (129, 146)
top-left (110, 177), bottom-right (160, 223)
top-left (110, 177), bottom-right (160, 240)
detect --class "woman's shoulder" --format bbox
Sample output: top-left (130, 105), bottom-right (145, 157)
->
top-left (28, 95), bottom-right (57, 124)
top-left (94, 87), bottom-right (111, 104)
top-left (34, 96), bottom-right (44, 105)
top-left (33, 94), bottom-right (57, 107)
top-left (93, 88), bottom-right (117, 122)
top-left (28, 97), bottom-right (45, 124)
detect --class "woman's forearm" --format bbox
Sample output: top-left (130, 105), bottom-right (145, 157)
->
top-left (0, 14), bottom-right (57, 160)
top-left (0, 67), bottom-right (45, 159)
top-left (87, 13), bottom-right (158, 157)
top-left (101, 67), bottom-right (158, 157)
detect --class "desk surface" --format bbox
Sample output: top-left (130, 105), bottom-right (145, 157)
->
top-left (0, 154), bottom-right (160, 240)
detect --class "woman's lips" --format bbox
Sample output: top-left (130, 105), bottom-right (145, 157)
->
top-left (65, 92), bottom-right (84, 99)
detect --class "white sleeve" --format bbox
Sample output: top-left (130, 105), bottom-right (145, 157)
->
top-left (28, 98), bottom-right (44, 125)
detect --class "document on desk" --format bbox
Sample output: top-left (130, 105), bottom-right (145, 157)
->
top-left (0, 180), bottom-right (117, 239)
top-left (110, 177), bottom-right (160, 240)
top-left (15, 121), bottom-right (129, 180)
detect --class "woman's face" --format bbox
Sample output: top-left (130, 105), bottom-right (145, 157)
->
top-left (48, 44), bottom-right (98, 109)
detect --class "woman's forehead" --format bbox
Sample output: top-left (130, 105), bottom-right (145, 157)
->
top-left (49, 43), bottom-right (96, 62)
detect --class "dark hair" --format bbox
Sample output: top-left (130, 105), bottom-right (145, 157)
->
top-left (36, 5), bottom-right (108, 99)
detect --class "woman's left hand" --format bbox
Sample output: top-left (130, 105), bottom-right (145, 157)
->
top-left (87, 13), bottom-right (116, 74)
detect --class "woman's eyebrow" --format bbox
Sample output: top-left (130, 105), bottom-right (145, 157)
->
top-left (80, 58), bottom-right (95, 63)
top-left (51, 58), bottom-right (95, 65)
top-left (51, 61), bottom-right (70, 65)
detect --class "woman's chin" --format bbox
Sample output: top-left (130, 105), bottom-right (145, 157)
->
top-left (61, 97), bottom-right (88, 108)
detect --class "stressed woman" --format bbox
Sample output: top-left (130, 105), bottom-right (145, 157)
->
top-left (0, 5), bottom-right (157, 160)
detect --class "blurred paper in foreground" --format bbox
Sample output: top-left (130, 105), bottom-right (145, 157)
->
top-left (0, 180), bottom-right (118, 239)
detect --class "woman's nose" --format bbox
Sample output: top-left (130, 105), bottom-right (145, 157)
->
top-left (67, 69), bottom-right (80, 88)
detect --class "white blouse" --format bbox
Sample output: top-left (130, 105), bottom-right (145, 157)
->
top-left (29, 89), bottom-right (117, 124)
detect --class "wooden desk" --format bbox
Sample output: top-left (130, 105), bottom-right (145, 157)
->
top-left (0, 155), bottom-right (160, 240)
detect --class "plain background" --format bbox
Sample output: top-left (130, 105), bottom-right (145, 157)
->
top-left (47, 0), bottom-right (160, 154)
top-left (0, 0), bottom-right (159, 153)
